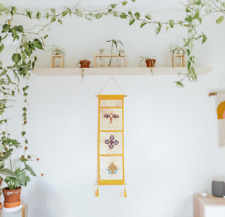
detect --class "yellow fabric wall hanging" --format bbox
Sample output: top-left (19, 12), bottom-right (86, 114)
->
top-left (216, 92), bottom-right (225, 146)
top-left (97, 95), bottom-right (126, 196)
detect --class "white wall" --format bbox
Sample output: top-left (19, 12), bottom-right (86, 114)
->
top-left (1, 1), bottom-right (225, 217)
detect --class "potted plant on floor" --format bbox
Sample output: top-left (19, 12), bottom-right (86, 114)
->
top-left (140, 56), bottom-right (156, 67)
top-left (0, 137), bottom-right (37, 208)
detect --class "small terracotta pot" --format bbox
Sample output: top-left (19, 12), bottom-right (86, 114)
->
top-left (79, 60), bottom-right (90, 68)
top-left (3, 187), bottom-right (21, 207)
top-left (145, 59), bottom-right (156, 68)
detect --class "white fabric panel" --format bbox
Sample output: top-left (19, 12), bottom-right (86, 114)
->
top-left (99, 156), bottom-right (123, 180)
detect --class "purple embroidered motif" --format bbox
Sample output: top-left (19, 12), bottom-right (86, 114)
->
top-left (104, 135), bottom-right (119, 149)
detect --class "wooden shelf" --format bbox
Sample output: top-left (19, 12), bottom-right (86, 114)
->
top-left (33, 67), bottom-right (212, 76)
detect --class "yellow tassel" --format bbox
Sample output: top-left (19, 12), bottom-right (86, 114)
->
top-left (124, 186), bottom-right (127, 198)
top-left (96, 186), bottom-right (99, 197)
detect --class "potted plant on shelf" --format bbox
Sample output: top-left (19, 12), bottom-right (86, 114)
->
top-left (140, 56), bottom-right (156, 68)
top-left (50, 45), bottom-right (65, 68)
top-left (170, 44), bottom-right (186, 67)
top-left (106, 39), bottom-right (125, 67)
top-left (93, 39), bottom-right (126, 68)
top-left (78, 59), bottom-right (91, 68)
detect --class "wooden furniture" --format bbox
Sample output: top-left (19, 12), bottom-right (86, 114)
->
top-left (1, 204), bottom-right (26, 217)
top-left (33, 67), bottom-right (212, 76)
top-left (194, 194), bottom-right (225, 217)
top-left (51, 55), bottom-right (64, 68)
top-left (93, 54), bottom-right (127, 68)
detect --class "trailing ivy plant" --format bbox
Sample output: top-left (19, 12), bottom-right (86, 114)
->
top-left (0, 0), bottom-right (225, 188)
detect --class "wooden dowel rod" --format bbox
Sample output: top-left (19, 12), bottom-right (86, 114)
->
top-left (208, 92), bottom-right (217, 97)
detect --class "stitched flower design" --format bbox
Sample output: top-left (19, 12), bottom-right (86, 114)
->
top-left (104, 135), bottom-right (119, 149)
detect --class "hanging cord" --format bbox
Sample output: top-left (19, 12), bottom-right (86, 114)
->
top-left (97, 77), bottom-right (127, 96)
top-left (209, 73), bottom-right (225, 97)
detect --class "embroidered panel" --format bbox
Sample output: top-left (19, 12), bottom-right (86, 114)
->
top-left (216, 93), bottom-right (225, 146)
top-left (97, 95), bottom-right (125, 185)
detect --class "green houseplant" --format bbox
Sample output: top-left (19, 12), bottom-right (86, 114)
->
top-left (170, 44), bottom-right (186, 55)
top-left (51, 45), bottom-right (64, 55)
top-left (106, 39), bottom-right (125, 66)
top-left (0, 134), bottom-right (37, 207)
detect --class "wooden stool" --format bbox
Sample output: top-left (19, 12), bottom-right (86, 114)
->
top-left (1, 204), bottom-right (26, 217)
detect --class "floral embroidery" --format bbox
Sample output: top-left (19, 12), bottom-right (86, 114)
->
top-left (104, 135), bottom-right (119, 149)
top-left (104, 113), bottom-right (119, 124)
top-left (106, 162), bottom-right (118, 174)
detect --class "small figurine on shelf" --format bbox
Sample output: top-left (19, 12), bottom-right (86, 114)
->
top-left (140, 56), bottom-right (156, 68)
top-left (51, 45), bottom-right (64, 68)
top-left (170, 44), bottom-right (186, 67)
top-left (93, 39), bottom-right (126, 68)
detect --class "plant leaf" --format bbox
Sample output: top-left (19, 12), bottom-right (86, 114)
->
top-left (0, 168), bottom-right (16, 177)
top-left (216, 16), bottom-right (224, 24)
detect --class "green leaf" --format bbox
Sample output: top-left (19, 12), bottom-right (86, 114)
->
top-left (44, 35), bottom-right (48, 39)
top-left (202, 34), bottom-right (207, 44)
top-left (176, 81), bottom-right (184, 87)
top-left (10, 7), bottom-right (16, 16)
top-left (15, 168), bottom-right (30, 186)
top-left (33, 38), bottom-right (43, 50)
top-left (193, 11), bottom-right (199, 20)
top-left (111, 4), bottom-right (117, 9)
top-left (12, 53), bottom-right (21, 64)
top-left (134, 12), bottom-right (140, 20)
top-left (187, 49), bottom-right (190, 56)
top-left (58, 19), bottom-right (63, 24)
top-left (120, 13), bottom-right (127, 19)
top-left (51, 16), bottom-right (56, 22)
top-left (113, 12), bottom-right (119, 17)
top-left (62, 11), bottom-right (68, 17)
top-left (128, 11), bottom-right (132, 16)
top-left (169, 20), bottom-right (175, 28)
top-left (140, 22), bottom-right (147, 28)
top-left (155, 26), bottom-right (161, 35)
top-left (36, 12), bottom-right (41, 20)
top-left (0, 44), bottom-right (4, 53)
top-left (2, 24), bottom-right (10, 33)
top-left (129, 18), bottom-right (135, 25)
top-left (26, 10), bottom-right (32, 19)
top-left (186, 8), bottom-right (191, 13)
top-left (14, 25), bottom-right (24, 33)
top-left (216, 16), bottom-right (224, 24)
top-left (185, 15), bottom-right (192, 22)
top-left (76, 9), bottom-right (82, 17)
top-left (51, 8), bottom-right (56, 14)
top-left (122, 1), bottom-right (128, 5)
top-left (95, 13), bottom-right (103, 19)
top-left (195, 0), bottom-right (201, 5)
top-left (0, 168), bottom-right (16, 177)
top-left (25, 164), bottom-right (36, 176)
top-left (145, 14), bottom-right (151, 20)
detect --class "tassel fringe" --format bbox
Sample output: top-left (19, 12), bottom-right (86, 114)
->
top-left (124, 186), bottom-right (127, 198)
top-left (96, 185), bottom-right (99, 197)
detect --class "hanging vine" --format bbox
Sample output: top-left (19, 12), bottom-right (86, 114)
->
top-left (0, 0), bottom-right (225, 188)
